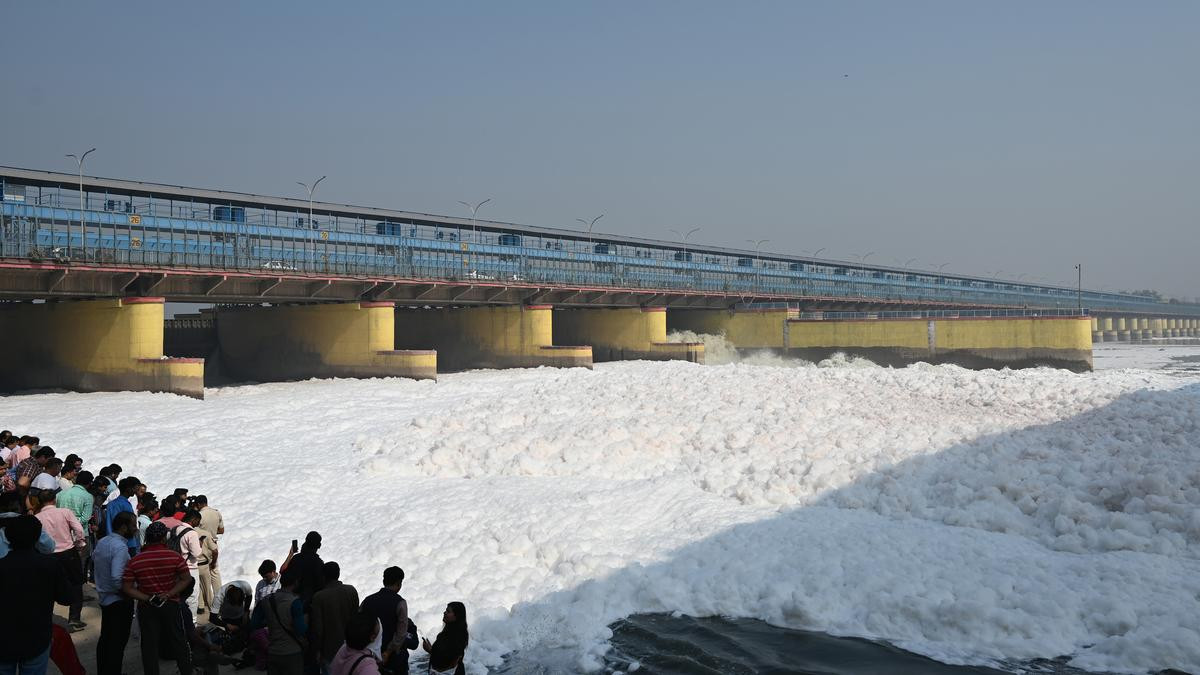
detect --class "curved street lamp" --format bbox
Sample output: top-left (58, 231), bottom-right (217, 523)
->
top-left (297, 176), bottom-right (326, 270)
top-left (458, 198), bottom-right (492, 244)
top-left (576, 214), bottom-right (604, 244)
top-left (66, 148), bottom-right (96, 258)
top-left (668, 227), bottom-right (701, 258)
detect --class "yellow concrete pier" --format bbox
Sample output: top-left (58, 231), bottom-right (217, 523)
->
top-left (554, 307), bottom-right (703, 363)
top-left (0, 297), bottom-right (204, 398)
top-left (666, 307), bottom-right (795, 349)
top-left (394, 305), bottom-right (592, 371)
top-left (786, 315), bottom-right (1093, 371)
top-left (216, 301), bottom-right (436, 382)
top-left (1100, 317), bottom-right (1116, 342)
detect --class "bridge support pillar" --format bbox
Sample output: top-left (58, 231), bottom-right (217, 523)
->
top-left (1090, 317), bottom-right (1101, 343)
top-left (666, 307), bottom-right (793, 351)
top-left (215, 302), bottom-right (436, 382)
top-left (0, 297), bottom-right (203, 398)
top-left (553, 307), bottom-right (704, 363)
top-left (394, 305), bottom-right (592, 371)
top-left (1114, 317), bottom-right (1131, 341)
top-left (1099, 317), bottom-right (1116, 342)
top-left (785, 315), bottom-right (1093, 371)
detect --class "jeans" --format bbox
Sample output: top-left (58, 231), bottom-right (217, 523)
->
top-left (0, 646), bottom-right (52, 675)
top-left (266, 652), bottom-right (304, 675)
top-left (137, 600), bottom-right (192, 675)
top-left (97, 599), bottom-right (134, 675)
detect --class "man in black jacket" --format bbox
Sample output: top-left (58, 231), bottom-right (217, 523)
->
top-left (0, 515), bottom-right (72, 674)
top-left (359, 566), bottom-right (415, 674)
top-left (290, 531), bottom-right (326, 606)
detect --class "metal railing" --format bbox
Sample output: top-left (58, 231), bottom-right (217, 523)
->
top-left (1, 193), bottom-right (1197, 315)
top-left (796, 309), bottom-right (1090, 320)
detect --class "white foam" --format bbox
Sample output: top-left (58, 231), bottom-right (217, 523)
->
top-left (4, 356), bottom-right (1199, 673)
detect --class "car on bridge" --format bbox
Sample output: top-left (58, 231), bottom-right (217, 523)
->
top-left (260, 260), bottom-right (298, 272)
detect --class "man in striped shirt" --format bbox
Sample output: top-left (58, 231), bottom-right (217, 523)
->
top-left (122, 522), bottom-right (193, 675)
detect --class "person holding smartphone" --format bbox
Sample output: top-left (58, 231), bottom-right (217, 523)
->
top-left (121, 521), bottom-right (194, 675)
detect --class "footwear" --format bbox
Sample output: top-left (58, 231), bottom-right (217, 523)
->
top-left (197, 608), bottom-right (206, 615)
top-left (68, 621), bottom-right (86, 633)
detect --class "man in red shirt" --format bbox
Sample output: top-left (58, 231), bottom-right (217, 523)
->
top-left (122, 521), bottom-right (193, 675)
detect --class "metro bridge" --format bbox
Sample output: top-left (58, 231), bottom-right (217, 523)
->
top-left (1, 165), bottom-right (1197, 398)
top-left (1, 165), bottom-right (1193, 315)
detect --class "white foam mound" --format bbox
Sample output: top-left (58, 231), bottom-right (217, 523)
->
top-left (5, 357), bottom-right (1199, 673)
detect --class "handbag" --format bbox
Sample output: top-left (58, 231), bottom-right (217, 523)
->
top-left (267, 594), bottom-right (309, 652)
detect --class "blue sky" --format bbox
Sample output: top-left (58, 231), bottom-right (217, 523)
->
top-left (3, 1), bottom-right (1197, 297)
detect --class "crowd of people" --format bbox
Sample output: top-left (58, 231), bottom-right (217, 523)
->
top-left (0, 429), bottom-right (470, 675)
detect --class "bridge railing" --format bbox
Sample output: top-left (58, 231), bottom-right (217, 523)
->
top-left (796, 309), bottom-right (1091, 320)
top-left (1, 198), bottom-right (1195, 314)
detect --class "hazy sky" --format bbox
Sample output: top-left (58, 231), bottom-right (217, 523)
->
top-left (3, 2), bottom-right (1197, 297)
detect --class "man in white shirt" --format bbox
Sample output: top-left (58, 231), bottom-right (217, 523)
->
top-left (31, 458), bottom-right (64, 492)
top-left (0, 436), bottom-right (16, 468)
top-left (57, 463), bottom-right (79, 492)
top-left (174, 509), bottom-right (206, 615)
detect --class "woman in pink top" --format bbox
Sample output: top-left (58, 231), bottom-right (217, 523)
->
top-left (330, 613), bottom-right (381, 675)
top-left (29, 488), bottom-right (87, 630)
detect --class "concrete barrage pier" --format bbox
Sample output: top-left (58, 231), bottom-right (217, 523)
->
top-left (670, 307), bottom-right (1094, 371)
top-left (0, 297), bottom-right (204, 398)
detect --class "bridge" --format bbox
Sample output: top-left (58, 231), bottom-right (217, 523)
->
top-left (2, 165), bottom-right (1197, 397)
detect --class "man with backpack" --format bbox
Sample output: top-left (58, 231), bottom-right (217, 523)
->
top-left (170, 509), bottom-right (206, 615)
top-left (250, 566), bottom-right (307, 675)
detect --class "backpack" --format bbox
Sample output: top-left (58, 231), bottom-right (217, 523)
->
top-left (96, 502), bottom-right (110, 537)
top-left (168, 526), bottom-right (194, 554)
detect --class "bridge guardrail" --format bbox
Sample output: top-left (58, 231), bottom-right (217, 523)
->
top-left (2, 199), bottom-right (1197, 315)
top-left (796, 309), bottom-right (1091, 320)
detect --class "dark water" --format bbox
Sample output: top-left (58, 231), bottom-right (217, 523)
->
top-left (493, 613), bottom-right (1122, 675)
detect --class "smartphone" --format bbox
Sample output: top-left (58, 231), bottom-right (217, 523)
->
top-left (291, 539), bottom-right (298, 551)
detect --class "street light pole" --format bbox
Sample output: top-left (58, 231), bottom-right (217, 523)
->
top-left (66, 148), bottom-right (96, 259)
top-left (1075, 263), bottom-right (1082, 311)
top-left (746, 239), bottom-right (770, 294)
top-left (457, 198), bottom-right (492, 244)
top-left (668, 227), bottom-right (701, 259)
top-left (297, 175), bottom-right (326, 271)
top-left (576, 214), bottom-right (604, 244)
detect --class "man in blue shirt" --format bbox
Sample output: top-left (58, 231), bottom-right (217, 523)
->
top-left (95, 511), bottom-right (137, 675)
top-left (105, 476), bottom-right (141, 555)
top-left (0, 492), bottom-right (55, 558)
